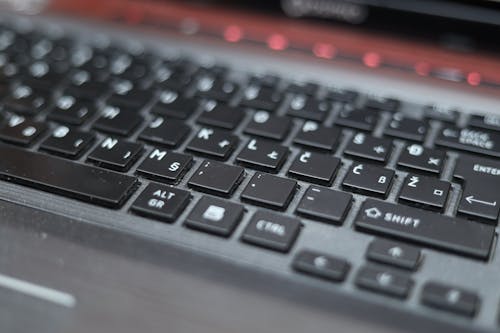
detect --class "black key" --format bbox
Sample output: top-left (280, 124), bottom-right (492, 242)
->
top-left (87, 137), bottom-right (143, 171)
top-left (423, 105), bottom-right (458, 123)
top-left (293, 250), bottom-right (350, 282)
top-left (244, 111), bottom-right (291, 141)
top-left (293, 121), bottom-right (341, 151)
top-left (93, 105), bottom-right (143, 136)
top-left (3, 84), bottom-right (47, 115)
top-left (48, 95), bottom-right (95, 125)
top-left (397, 144), bottom-right (445, 175)
top-left (131, 183), bottom-right (190, 223)
top-left (344, 133), bottom-right (392, 163)
top-left (64, 70), bottom-right (109, 99)
top-left (296, 186), bottom-right (352, 224)
top-left (197, 103), bottom-right (245, 130)
top-left (342, 163), bottom-right (394, 198)
top-left (287, 151), bottom-right (340, 185)
top-left (23, 61), bottom-right (65, 89)
top-left (366, 239), bottom-right (421, 271)
top-left (355, 265), bottom-right (413, 299)
top-left (138, 116), bottom-right (190, 148)
top-left (185, 196), bottom-right (244, 237)
top-left (286, 94), bottom-right (331, 122)
top-left (151, 90), bottom-right (198, 119)
top-left (0, 144), bottom-right (137, 208)
top-left (469, 113), bottom-right (500, 132)
top-left (194, 75), bottom-right (238, 102)
top-left (355, 199), bottom-right (495, 259)
top-left (236, 138), bottom-right (288, 172)
top-left (335, 107), bottom-right (378, 131)
top-left (286, 81), bottom-right (319, 95)
top-left (436, 126), bottom-right (500, 158)
top-left (40, 126), bottom-right (94, 158)
top-left (384, 114), bottom-right (427, 142)
top-left (108, 80), bottom-right (154, 109)
top-left (240, 84), bottom-right (282, 111)
top-left (399, 174), bottom-right (450, 211)
top-left (154, 61), bottom-right (192, 90)
top-left (241, 172), bottom-right (297, 210)
top-left (188, 160), bottom-right (244, 197)
top-left (186, 127), bottom-right (238, 160)
top-left (137, 149), bottom-right (192, 183)
top-left (364, 97), bottom-right (400, 112)
top-left (0, 115), bottom-right (46, 146)
top-left (241, 210), bottom-right (301, 252)
top-left (421, 282), bottom-right (479, 317)
top-left (326, 88), bottom-right (358, 104)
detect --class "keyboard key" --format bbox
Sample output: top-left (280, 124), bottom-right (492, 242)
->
top-left (355, 265), bottom-right (413, 299)
top-left (137, 149), bottom-right (192, 183)
top-left (384, 114), bottom-right (427, 141)
top-left (286, 81), bottom-right (319, 95)
top-left (241, 172), bottom-right (297, 210)
top-left (293, 121), bottom-right (341, 151)
top-left (335, 107), bottom-right (378, 131)
top-left (48, 95), bottom-right (95, 125)
top-left (88, 137), bottom-right (143, 171)
top-left (293, 250), bottom-right (350, 282)
top-left (186, 127), bottom-right (238, 160)
top-left (0, 115), bottom-right (46, 146)
top-left (364, 97), bottom-right (400, 112)
top-left (421, 282), bottom-right (479, 317)
top-left (397, 144), bottom-right (445, 175)
top-left (108, 80), bottom-right (154, 109)
top-left (423, 105), bottom-right (458, 123)
top-left (40, 126), bottom-right (94, 158)
top-left (3, 84), bottom-right (47, 115)
top-left (355, 199), bottom-right (495, 259)
top-left (131, 183), bottom-right (190, 223)
top-left (236, 138), bottom-right (288, 172)
top-left (0, 144), bottom-right (137, 208)
top-left (286, 94), bottom-right (331, 122)
top-left (342, 163), bottom-right (394, 198)
top-left (326, 88), bottom-right (358, 104)
top-left (184, 196), bottom-right (244, 236)
top-left (240, 84), bottom-right (282, 111)
top-left (366, 239), bottom-right (421, 271)
top-left (296, 186), bottom-right (352, 224)
top-left (93, 105), bottom-right (143, 136)
top-left (65, 70), bottom-right (109, 99)
top-left (139, 116), bottom-right (190, 148)
top-left (151, 90), bottom-right (199, 119)
top-left (398, 174), bottom-right (450, 211)
top-left (241, 210), bottom-right (301, 252)
top-left (469, 113), bottom-right (500, 132)
top-left (188, 160), bottom-right (244, 197)
top-left (287, 151), bottom-right (340, 185)
top-left (435, 126), bottom-right (500, 158)
top-left (154, 61), bottom-right (192, 90)
top-left (197, 103), bottom-right (245, 130)
top-left (344, 133), bottom-right (392, 163)
top-left (244, 111), bottom-right (292, 141)
top-left (194, 75), bottom-right (238, 101)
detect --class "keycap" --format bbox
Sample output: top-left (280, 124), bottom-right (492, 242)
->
top-left (108, 81), bottom-right (154, 109)
top-left (23, 61), bottom-right (65, 89)
top-left (93, 105), bottom-right (143, 136)
top-left (397, 144), bottom-right (445, 175)
top-left (421, 282), bottom-right (479, 317)
top-left (131, 183), bottom-right (190, 223)
top-left (355, 199), bottom-right (495, 259)
top-left (296, 186), bottom-right (352, 224)
top-left (137, 149), bottom-right (192, 183)
top-left (194, 75), bottom-right (238, 101)
top-left (355, 265), bottom-right (413, 299)
top-left (0, 115), bottom-right (46, 146)
top-left (197, 103), bottom-right (245, 130)
top-left (0, 144), bottom-right (137, 208)
top-left (286, 94), bottom-right (331, 122)
top-left (286, 81), bottom-right (319, 95)
top-left (88, 137), bottom-right (143, 171)
top-left (398, 174), bottom-right (450, 211)
top-left (435, 126), bottom-right (500, 158)
top-left (154, 61), bottom-right (193, 90)
top-left (244, 111), bottom-right (292, 141)
top-left (335, 107), bottom-right (378, 131)
top-left (139, 116), bottom-right (190, 148)
top-left (151, 90), bottom-right (199, 119)
top-left (293, 121), bottom-right (341, 151)
top-left (184, 196), bottom-right (244, 236)
top-left (48, 94), bottom-right (95, 125)
top-left (241, 210), bottom-right (301, 252)
top-left (384, 114), bottom-right (427, 141)
top-left (344, 133), bottom-right (392, 163)
top-left (423, 105), bottom-right (458, 123)
top-left (188, 160), bottom-right (244, 197)
top-left (240, 84), bottom-right (282, 111)
top-left (342, 163), bottom-right (394, 198)
top-left (40, 126), bottom-right (94, 158)
top-left (287, 151), bottom-right (340, 185)
top-left (64, 70), bottom-right (109, 99)
top-left (241, 172), bottom-right (297, 210)
top-left (366, 239), bottom-right (421, 270)
top-left (326, 88), bottom-right (358, 104)
top-left (186, 127), bottom-right (238, 160)
top-left (469, 113), bottom-right (500, 132)
top-left (3, 84), bottom-right (47, 115)
top-left (236, 138), bottom-right (288, 172)
top-left (364, 97), bottom-right (400, 112)
top-left (293, 250), bottom-right (350, 282)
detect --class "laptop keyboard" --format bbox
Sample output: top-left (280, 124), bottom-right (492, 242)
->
top-left (0, 20), bottom-right (499, 324)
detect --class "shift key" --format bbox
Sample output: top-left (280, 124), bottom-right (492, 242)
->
top-left (355, 199), bottom-right (494, 260)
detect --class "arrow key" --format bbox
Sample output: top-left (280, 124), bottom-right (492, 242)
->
top-left (366, 239), bottom-right (421, 271)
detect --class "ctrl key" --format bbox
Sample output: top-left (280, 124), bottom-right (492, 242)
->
top-left (293, 250), bottom-right (350, 282)
top-left (131, 183), bottom-right (190, 223)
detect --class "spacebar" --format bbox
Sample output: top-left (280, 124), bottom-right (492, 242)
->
top-left (0, 144), bottom-right (138, 208)
top-left (355, 199), bottom-right (495, 259)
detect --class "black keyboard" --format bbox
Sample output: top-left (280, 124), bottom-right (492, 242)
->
top-left (0, 19), bottom-right (499, 329)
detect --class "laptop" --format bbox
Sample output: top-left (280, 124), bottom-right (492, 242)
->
top-left (0, 0), bottom-right (499, 332)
